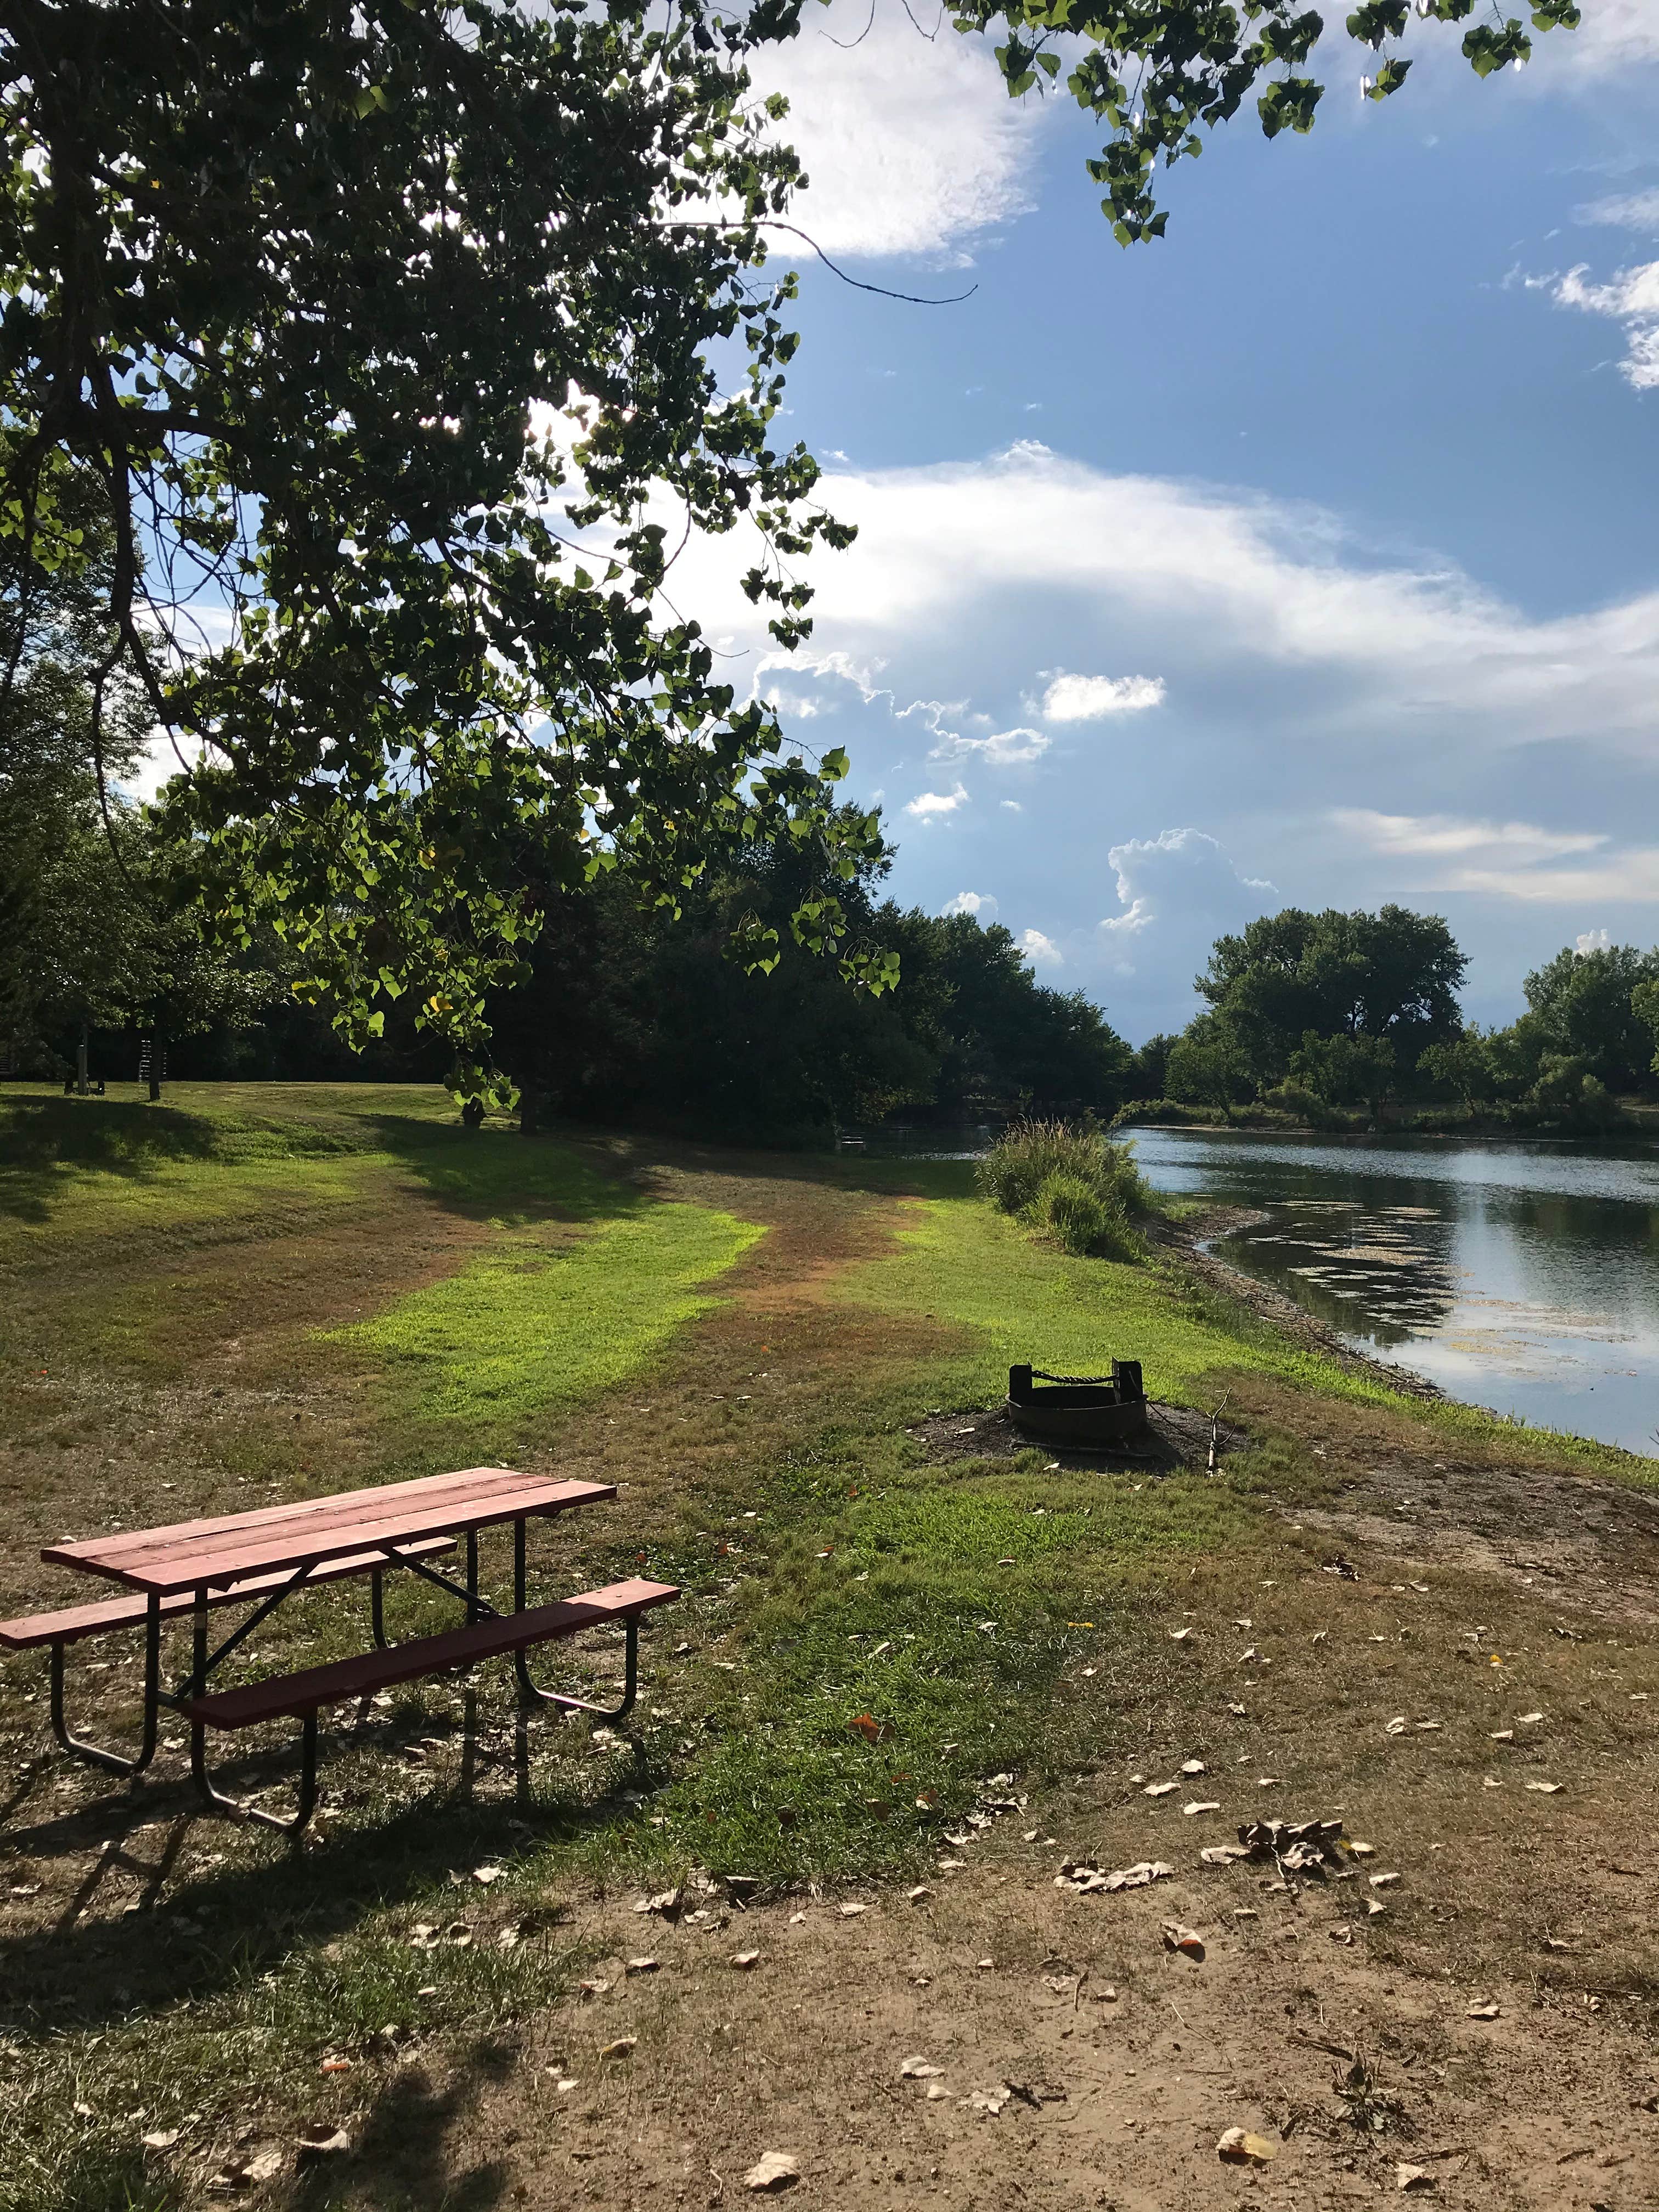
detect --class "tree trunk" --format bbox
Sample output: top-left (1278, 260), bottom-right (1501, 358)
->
top-left (148, 1028), bottom-right (164, 1103)
top-left (76, 1024), bottom-right (89, 1097)
top-left (518, 1074), bottom-right (539, 1138)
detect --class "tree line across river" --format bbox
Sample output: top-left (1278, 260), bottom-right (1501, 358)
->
top-left (9, 714), bottom-right (1658, 1144)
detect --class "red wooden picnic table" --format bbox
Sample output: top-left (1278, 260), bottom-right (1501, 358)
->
top-left (5, 1465), bottom-right (676, 1836)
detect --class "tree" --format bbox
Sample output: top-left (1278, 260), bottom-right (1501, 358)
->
top-left (952, 0), bottom-right (1582, 244)
top-left (1417, 1029), bottom-right (1498, 1114)
top-left (1289, 1028), bottom-right (1395, 1119)
top-left (1634, 979), bottom-right (1659, 1077)
top-left (1164, 1011), bottom-right (1255, 1108)
top-left (1197, 905), bottom-right (1466, 1088)
top-left (0, 0), bottom-right (1575, 1091)
top-left (1521, 943), bottom-right (1659, 1093)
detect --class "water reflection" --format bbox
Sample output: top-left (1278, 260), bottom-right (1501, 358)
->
top-left (1127, 1127), bottom-right (1659, 1457)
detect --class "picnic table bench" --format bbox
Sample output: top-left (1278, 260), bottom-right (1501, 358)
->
top-left (1, 1466), bottom-right (678, 1836)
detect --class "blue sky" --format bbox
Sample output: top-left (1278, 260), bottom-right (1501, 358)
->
top-left (676, 1), bottom-right (1659, 1041)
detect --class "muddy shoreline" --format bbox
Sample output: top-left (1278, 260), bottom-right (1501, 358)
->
top-left (1157, 1202), bottom-right (1445, 1403)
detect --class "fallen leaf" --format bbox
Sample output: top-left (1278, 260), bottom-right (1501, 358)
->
top-left (1180, 1758), bottom-right (1207, 1776)
top-left (294, 2129), bottom-right (352, 2163)
top-left (472, 1865), bottom-right (504, 1886)
top-left (1216, 2127), bottom-right (1278, 2165)
top-left (1183, 1800), bottom-right (1221, 1816)
top-left (319, 2057), bottom-right (353, 2075)
top-left (1384, 1717), bottom-right (1408, 1736)
top-left (1169, 1627), bottom-right (1192, 1642)
top-left (967, 2086), bottom-right (1011, 2115)
top-left (578, 1978), bottom-right (610, 1998)
top-left (1200, 1844), bottom-right (1251, 1865)
top-left (900, 2056), bottom-right (944, 2079)
top-left (907, 1884), bottom-right (932, 1903)
top-left (847, 1713), bottom-right (885, 1743)
top-left (1161, 1922), bottom-right (1205, 1960)
top-left (142, 2130), bottom-right (180, 2152)
top-left (600, 2037), bottom-right (637, 2060)
top-left (1525, 1780), bottom-right (1563, 1794)
top-left (1370, 1872), bottom-right (1402, 1889)
top-left (624, 1957), bottom-right (659, 1976)
top-left (1396, 2164), bottom-right (1435, 2192)
top-left (1483, 1776), bottom-right (1502, 1790)
top-left (1142, 1781), bottom-right (1178, 1797)
top-left (1365, 1899), bottom-right (1387, 1916)
top-left (1466, 2000), bottom-right (1499, 2019)
top-left (732, 1949), bottom-right (761, 1970)
top-left (244, 2149), bottom-right (283, 2183)
top-left (743, 2151), bottom-right (800, 2193)
top-left (1518, 1712), bottom-right (1544, 1726)
top-left (1490, 1729), bottom-right (1514, 1742)
top-left (838, 1901), bottom-right (870, 1918)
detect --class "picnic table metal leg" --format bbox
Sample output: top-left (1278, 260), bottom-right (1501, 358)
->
top-left (371, 1569), bottom-right (388, 1650)
top-left (185, 1586), bottom-right (320, 1835)
top-left (48, 1593), bottom-right (161, 1778)
top-left (189, 1707), bottom-right (320, 1837)
top-left (510, 1517), bottom-right (641, 1719)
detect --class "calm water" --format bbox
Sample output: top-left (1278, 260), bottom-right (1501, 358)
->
top-left (1128, 1126), bottom-right (1659, 1457)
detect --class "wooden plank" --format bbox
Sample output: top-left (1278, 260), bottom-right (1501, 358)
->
top-left (0, 1537), bottom-right (458, 1651)
top-left (185, 1579), bottom-right (679, 1730)
top-left (44, 1476), bottom-right (616, 1595)
top-left (44, 1466), bottom-right (535, 1576)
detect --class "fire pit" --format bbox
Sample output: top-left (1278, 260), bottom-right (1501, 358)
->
top-left (1006, 1361), bottom-right (1150, 1450)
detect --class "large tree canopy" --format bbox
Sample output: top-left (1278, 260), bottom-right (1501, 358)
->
top-left (0, 0), bottom-right (1577, 1086)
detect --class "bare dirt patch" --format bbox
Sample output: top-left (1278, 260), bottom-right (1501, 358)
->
top-left (311, 1858), bottom-right (1659, 2212)
top-left (909, 1400), bottom-right (1246, 1475)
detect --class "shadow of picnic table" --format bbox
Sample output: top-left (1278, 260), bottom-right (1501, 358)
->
top-left (0, 1692), bottom-right (661, 2035)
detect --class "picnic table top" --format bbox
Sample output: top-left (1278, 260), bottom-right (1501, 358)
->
top-left (42, 1465), bottom-right (617, 1598)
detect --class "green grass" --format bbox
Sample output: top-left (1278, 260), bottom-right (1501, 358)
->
top-left (330, 1202), bottom-right (765, 1442)
top-left (832, 1189), bottom-right (1387, 1407)
top-left (4, 1087), bottom-right (1647, 2212)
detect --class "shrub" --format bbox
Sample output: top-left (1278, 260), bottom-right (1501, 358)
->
top-left (978, 1118), bottom-right (1152, 1260)
top-left (1031, 1170), bottom-right (1108, 1256)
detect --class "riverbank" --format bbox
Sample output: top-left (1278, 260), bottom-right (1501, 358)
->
top-left (3, 1086), bottom-right (1657, 2211)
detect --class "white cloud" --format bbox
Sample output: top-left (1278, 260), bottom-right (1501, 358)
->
top-left (1530, 0), bottom-right (1659, 81)
top-left (695, 441), bottom-right (1659, 755)
top-left (1039, 672), bottom-right (1167, 721)
top-left (1577, 927), bottom-right (1612, 953)
top-left (943, 890), bottom-right (998, 920)
top-left (1548, 259), bottom-right (1659, 389)
top-left (752, 2), bottom-right (1045, 260)
top-left (931, 724), bottom-right (1050, 766)
top-left (905, 783), bottom-right (969, 818)
top-left (1576, 188), bottom-right (1659, 234)
top-left (1333, 809), bottom-right (1606, 865)
top-left (1000, 799), bottom-right (1024, 812)
top-left (1443, 850), bottom-right (1659, 902)
top-left (1019, 928), bottom-right (1063, 967)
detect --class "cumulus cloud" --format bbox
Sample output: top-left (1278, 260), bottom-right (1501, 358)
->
top-left (905, 784), bottom-right (969, 818)
top-left (1089, 830), bottom-right (1277, 1030)
top-left (1039, 672), bottom-right (1166, 721)
top-left (1549, 258), bottom-right (1659, 390)
top-left (751, 1), bottom-right (1045, 260)
top-left (943, 890), bottom-right (998, 920)
top-left (1577, 926), bottom-right (1612, 953)
top-left (1020, 928), bottom-right (1063, 967)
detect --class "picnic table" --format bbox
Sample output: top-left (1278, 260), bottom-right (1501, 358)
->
top-left (1, 1465), bottom-right (678, 1837)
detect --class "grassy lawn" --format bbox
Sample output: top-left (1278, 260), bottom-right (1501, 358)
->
top-left (2, 1082), bottom-right (1656, 2212)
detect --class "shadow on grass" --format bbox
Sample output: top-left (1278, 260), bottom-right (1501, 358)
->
top-left (292, 2056), bottom-right (514, 2212)
top-left (0, 1697), bottom-right (665, 2036)
top-left (0, 1091), bottom-right (649, 1236)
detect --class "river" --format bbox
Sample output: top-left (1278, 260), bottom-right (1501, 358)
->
top-left (1126, 1126), bottom-right (1659, 1457)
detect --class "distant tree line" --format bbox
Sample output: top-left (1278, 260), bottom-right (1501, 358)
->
top-left (1123, 906), bottom-right (1659, 1131)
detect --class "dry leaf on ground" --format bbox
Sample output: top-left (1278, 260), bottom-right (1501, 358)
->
top-left (1161, 1922), bottom-right (1205, 1960)
top-left (743, 2151), bottom-right (800, 2192)
top-left (1216, 2127), bottom-right (1278, 2166)
top-left (900, 2056), bottom-right (944, 2079)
